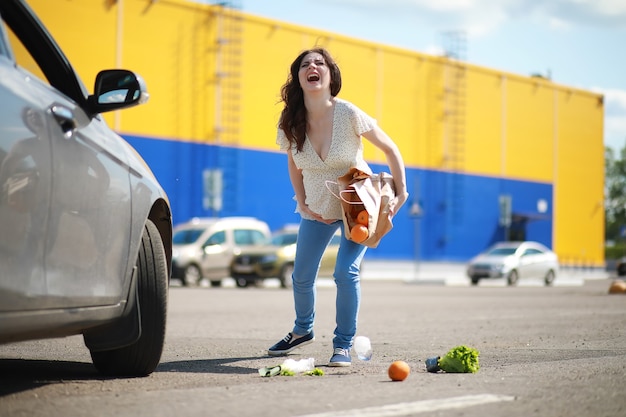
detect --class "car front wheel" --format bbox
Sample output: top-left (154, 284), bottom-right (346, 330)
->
top-left (507, 270), bottom-right (519, 286)
top-left (235, 277), bottom-right (250, 288)
top-left (544, 270), bottom-right (556, 286)
top-left (183, 264), bottom-right (202, 286)
top-left (279, 264), bottom-right (294, 289)
top-left (90, 219), bottom-right (168, 376)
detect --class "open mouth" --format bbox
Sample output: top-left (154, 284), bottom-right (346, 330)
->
top-left (307, 73), bottom-right (320, 82)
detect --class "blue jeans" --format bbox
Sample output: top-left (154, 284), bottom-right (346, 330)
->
top-left (291, 218), bottom-right (368, 349)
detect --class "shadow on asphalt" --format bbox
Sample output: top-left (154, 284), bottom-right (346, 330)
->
top-left (156, 356), bottom-right (263, 375)
top-left (0, 355), bottom-right (264, 397)
top-left (0, 359), bottom-right (98, 396)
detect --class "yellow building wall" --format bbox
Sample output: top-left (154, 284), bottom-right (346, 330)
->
top-left (464, 69), bottom-right (505, 177)
top-left (23, 0), bottom-right (605, 266)
top-left (505, 77), bottom-right (555, 183)
top-left (554, 91), bottom-right (605, 266)
top-left (26, 0), bottom-right (217, 140)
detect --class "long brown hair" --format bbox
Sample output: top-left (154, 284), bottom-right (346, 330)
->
top-left (278, 47), bottom-right (342, 152)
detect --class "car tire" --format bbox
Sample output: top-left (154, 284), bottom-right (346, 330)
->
top-left (617, 262), bottom-right (626, 276)
top-left (90, 219), bottom-right (168, 377)
top-left (235, 277), bottom-right (249, 288)
top-left (507, 270), bottom-right (519, 286)
top-left (183, 264), bottom-right (202, 287)
top-left (279, 264), bottom-right (294, 289)
top-left (470, 276), bottom-right (480, 286)
top-left (544, 270), bottom-right (556, 286)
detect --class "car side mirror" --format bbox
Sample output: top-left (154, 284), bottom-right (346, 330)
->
top-left (87, 70), bottom-right (149, 116)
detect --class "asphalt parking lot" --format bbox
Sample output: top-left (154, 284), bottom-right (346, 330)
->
top-left (1, 276), bottom-right (624, 417)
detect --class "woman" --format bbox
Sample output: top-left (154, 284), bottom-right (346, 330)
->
top-left (268, 47), bottom-right (409, 367)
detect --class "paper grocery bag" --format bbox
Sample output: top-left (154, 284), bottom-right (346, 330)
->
top-left (333, 167), bottom-right (395, 248)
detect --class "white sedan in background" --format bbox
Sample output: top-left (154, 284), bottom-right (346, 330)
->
top-left (466, 241), bottom-right (559, 286)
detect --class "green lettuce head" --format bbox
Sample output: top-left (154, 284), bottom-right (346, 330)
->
top-left (438, 345), bottom-right (480, 373)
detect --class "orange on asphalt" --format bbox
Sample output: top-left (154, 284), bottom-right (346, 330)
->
top-left (388, 360), bottom-right (410, 381)
top-left (609, 280), bottom-right (626, 294)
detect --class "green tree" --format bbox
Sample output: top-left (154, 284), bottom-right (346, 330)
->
top-left (605, 143), bottom-right (626, 242)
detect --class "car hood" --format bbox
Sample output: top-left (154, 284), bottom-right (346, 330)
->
top-left (470, 254), bottom-right (516, 264)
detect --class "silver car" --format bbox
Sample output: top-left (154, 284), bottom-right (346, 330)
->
top-left (0, 0), bottom-right (172, 377)
top-left (466, 241), bottom-right (559, 286)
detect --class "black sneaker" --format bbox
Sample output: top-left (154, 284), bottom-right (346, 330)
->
top-left (328, 348), bottom-right (351, 367)
top-left (268, 331), bottom-right (315, 356)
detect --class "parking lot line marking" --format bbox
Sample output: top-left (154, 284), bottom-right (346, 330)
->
top-left (297, 394), bottom-right (515, 417)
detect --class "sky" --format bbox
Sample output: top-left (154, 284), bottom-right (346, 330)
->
top-left (199, 0), bottom-right (626, 152)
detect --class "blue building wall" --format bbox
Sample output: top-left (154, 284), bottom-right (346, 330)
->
top-left (125, 135), bottom-right (553, 261)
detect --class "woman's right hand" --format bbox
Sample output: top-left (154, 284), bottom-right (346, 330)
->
top-left (301, 204), bottom-right (335, 224)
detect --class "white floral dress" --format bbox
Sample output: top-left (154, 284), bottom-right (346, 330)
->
top-left (276, 98), bottom-right (376, 221)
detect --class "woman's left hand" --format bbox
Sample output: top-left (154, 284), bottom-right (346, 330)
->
top-left (389, 191), bottom-right (409, 217)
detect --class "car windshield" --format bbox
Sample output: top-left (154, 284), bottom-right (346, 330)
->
top-left (486, 247), bottom-right (517, 256)
top-left (173, 228), bottom-right (205, 244)
top-left (271, 233), bottom-right (297, 246)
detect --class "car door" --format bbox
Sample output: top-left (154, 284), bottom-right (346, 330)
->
top-left (518, 247), bottom-right (542, 279)
top-left (0, 54), bottom-right (53, 310)
top-left (1, 3), bottom-right (133, 307)
top-left (200, 229), bottom-right (232, 280)
top-left (526, 247), bottom-right (548, 279)
top-left (201, 228), bottom-right (268, 279)
top-left (45, 104), bottom-right (133, 305)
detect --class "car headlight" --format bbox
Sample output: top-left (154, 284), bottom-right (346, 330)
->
top-left (496, 263), bottom-right (514, 273)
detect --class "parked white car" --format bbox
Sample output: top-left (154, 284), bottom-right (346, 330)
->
top-left (171, 217), bottom-right (270, 286)
top-left (466, 241), bottom-right (559, 286)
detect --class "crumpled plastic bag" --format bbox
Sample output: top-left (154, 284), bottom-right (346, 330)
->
top-left (258, 357), bottom-right (315, 377)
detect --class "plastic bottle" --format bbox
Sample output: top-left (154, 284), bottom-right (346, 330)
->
top-left (353, 336), bottom-right (373, 361)
top-left (425, 356), bottom-right (441, 372)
